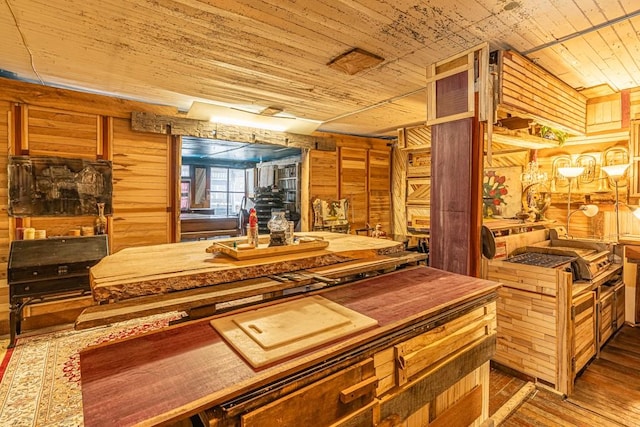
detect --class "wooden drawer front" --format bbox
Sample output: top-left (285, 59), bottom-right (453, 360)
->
top-left (599, 291), bottom-right (614, 346)
top-left (373, 347), bottom-right (395, 396)
top-left (241, 358), bottom-right (376, 427)
top-left (395, 302), bottom-right (496, 385)
top-left (573, 291), bottom-right (596, 374)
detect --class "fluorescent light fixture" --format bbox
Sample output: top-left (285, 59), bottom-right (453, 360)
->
top-left (211, 115), bottom-right (287, 132)
top-left (187, 102), bottom-right (322, 134)
top-left (558, 166), bottom-right (584, 178)
top-left (602, 164), bottom-right (630, 179)
top-left (633, 207), bottom-right (640, 221)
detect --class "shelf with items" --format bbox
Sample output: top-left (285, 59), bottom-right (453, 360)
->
top-left (275, 163), bottom-right (300, 225)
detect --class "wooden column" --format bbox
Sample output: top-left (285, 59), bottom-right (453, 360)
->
top-left (430, 77), bottom-right (482, 276)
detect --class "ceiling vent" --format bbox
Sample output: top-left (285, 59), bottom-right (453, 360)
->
top-left (327, 48), bottom-right (384, 75)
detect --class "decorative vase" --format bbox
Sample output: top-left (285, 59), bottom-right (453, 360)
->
top-left (267, 211), bottom-right (287, 246)
top-left (95, 202), bottom-right (107, 235)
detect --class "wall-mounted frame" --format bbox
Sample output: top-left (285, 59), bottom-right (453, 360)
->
top-left (406, 178), bottom-right (431, 205)
top-left (8, 155), bottom-right (112, 217)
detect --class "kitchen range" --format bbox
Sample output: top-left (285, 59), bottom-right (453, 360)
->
top-left (485, 227), bottom-right (624, 396)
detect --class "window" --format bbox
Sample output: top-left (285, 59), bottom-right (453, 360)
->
top-left (209, 167), bottom-right (247, 216)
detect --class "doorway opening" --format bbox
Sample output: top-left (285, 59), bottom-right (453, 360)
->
top-left (180, 137), bottom-right (301, 241)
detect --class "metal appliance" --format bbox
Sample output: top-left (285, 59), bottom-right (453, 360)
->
top-left (504, 229), bottom-right (617, 282)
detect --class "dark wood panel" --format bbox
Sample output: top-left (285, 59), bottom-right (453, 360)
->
top-left (430, 117), bottom-right (473, 275)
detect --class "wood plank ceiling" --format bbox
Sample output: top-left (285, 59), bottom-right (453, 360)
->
top-left (0, 0), bottom-right (639, 138)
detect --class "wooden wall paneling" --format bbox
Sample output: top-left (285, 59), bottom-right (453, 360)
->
top-left (405, 126), bottom-right (431, 150)
top-left (20, 106), bottom-right (105, 238)
top-left (26, 106), bottom-right (100, 159)
top-left (586, 94), bottom-right (622, 134)
top-left (308, 150), bottom-right (338, 228)
top-left (391, 145), bottom-right (406, 236)
top-left (110, 118), bottom-right (171, 253)
top-left (499, 50), bottom-right (587, 135)
top-left (0, 102), bottom-right (11, 334)
top-left (170, 135), bottom-right (181, 242)
top-left (368, 150), bottom-right (390, 232)
top-left (400, 126), bottom-right (432, 239)
top-left (630, 88), bottom-right (640, 119)
top-left (339, 147), bottom-right (368, 232)
top-left (631, 120), bottom-right (640, 197)
top-left (17, 104), bottom-right (27, 154)
top-left (0, 76), bottom-right (178, 119)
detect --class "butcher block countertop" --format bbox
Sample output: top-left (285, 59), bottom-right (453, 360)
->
top-left (89, 232), bottom-right (404, 302)
top-left (80, 266), bottom-right (501, 426)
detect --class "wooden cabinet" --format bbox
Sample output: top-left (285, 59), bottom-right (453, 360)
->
top-left (599, 281), bottom-right (625, 349)
top-left (615, 282), bottom-right (625, 330)
top-left (200, 297), bottom-right (496, 427)
top-left (599, 288), bottom-right (615, 346)
top-left (241, 359), bottom-right (377, 427)
top-left (573, 291), bottom-right (597, 375)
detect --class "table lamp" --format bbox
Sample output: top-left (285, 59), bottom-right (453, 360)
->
top-left (558, 166), bottom-right (585, 235)
top-left (602, 164), bottom-right (630, 241)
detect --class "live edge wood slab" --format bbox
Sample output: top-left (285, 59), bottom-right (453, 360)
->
top-left (80, 266), bottom-right (501, 426)
top-left (89, 232), bottom-right (403, 302)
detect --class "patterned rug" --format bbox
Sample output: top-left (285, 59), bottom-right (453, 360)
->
top-left (0, 312), bottom-right (184, 426)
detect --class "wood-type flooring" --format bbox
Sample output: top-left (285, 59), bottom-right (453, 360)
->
top-left (496, 325), bottom-right (640, 426)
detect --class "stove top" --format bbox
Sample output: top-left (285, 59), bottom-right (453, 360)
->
top-left (505, 252), bottom-right (576, 269)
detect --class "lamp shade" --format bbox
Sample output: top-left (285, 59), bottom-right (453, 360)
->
top-left (602, 164), bottom-right (630, 178)
top-left (558, 166), bottom-right (585, 178)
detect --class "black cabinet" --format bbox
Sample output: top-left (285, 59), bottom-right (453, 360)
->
top-left (7, 235), bottom-right (108, 348)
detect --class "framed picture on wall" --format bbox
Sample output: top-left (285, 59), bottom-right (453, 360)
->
top-left (8, 155), bottom-right (113, 217)
top-left (482, 166), bottom-right (522, 219)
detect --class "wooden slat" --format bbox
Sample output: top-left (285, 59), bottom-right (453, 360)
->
top-left (499, 50), bottom-right (587, 135)
top-left (111, 117), bottom-right (171, 251)
top-left (494, 286), bottom-right (558, 384)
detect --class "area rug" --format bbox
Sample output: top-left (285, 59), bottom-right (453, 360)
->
top-left (0, 312), bottom-right (184, 426)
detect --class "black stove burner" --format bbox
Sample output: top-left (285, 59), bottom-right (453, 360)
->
top-left (505, 252), bottom-right (576, 269)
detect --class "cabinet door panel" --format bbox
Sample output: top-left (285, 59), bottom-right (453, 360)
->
top-left (242, 358), bottom-right (376, 427)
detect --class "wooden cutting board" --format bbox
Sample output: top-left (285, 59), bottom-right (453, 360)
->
top-left (211, 295), bottom-right (378, 368)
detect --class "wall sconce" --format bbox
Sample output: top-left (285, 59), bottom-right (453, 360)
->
top-left (558, 167), bottom-right (585, 235)
top-left (567, 204), bottom-right (599, 237)
top-left (602, 164), bottom-right (630, 242)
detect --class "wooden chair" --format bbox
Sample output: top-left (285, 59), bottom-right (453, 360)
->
top-left (312, 198), bottom-right (350, 233)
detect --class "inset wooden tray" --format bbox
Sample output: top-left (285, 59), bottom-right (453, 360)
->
top-left (206, 238), bottom-right (329, 260)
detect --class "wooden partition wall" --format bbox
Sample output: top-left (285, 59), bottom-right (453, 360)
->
top-left (308, 136), bottom-right (391, 234)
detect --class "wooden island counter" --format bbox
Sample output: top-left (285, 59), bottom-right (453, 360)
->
top-left (77, 234), bottom-right (501, 425)
top-left (79, 265), bottom-right (501, 426)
